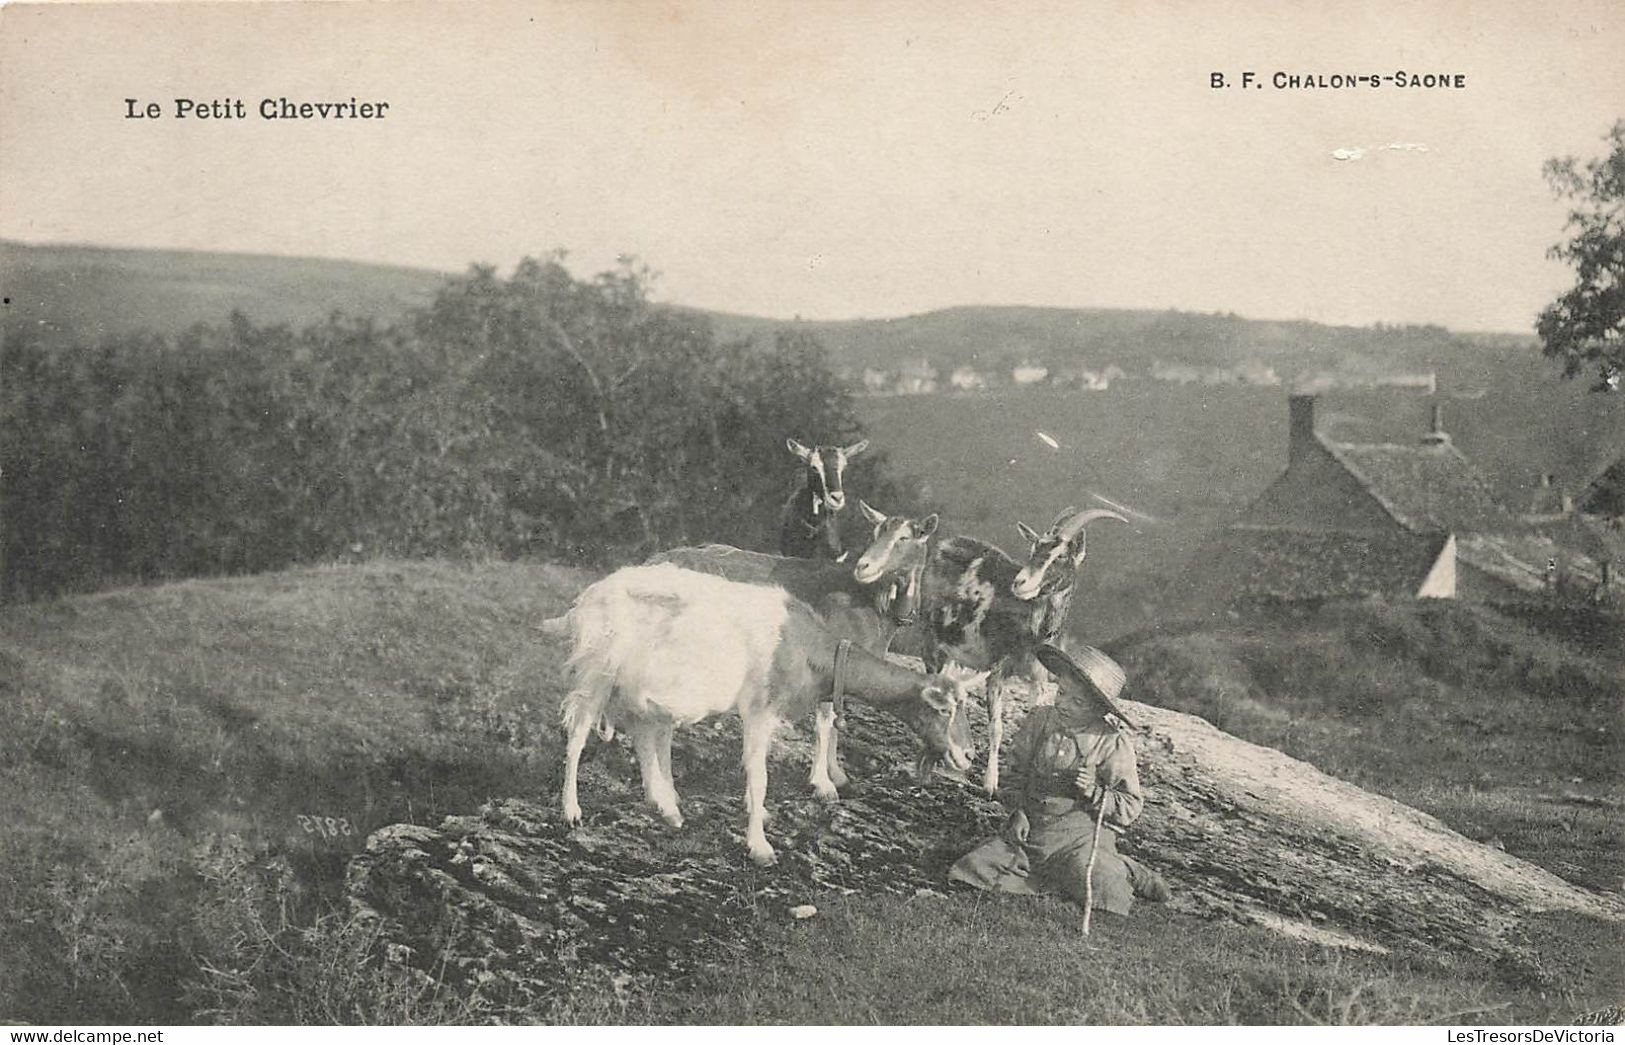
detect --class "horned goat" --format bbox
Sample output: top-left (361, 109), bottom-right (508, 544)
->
top-left (852, 502), bottom-right (1126, 793)
top-left (541, 562), bottom-right (976, 866)
top-left (779, 438), bottom-right (868, 560)
top-left (646, 543), bottom-right (929, 798)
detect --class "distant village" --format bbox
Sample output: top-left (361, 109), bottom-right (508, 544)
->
top-left (844, 357), bottom-right (1440, 396)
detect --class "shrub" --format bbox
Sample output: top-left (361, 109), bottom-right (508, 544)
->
top-left (181, 835), bottom-right (479, 1024)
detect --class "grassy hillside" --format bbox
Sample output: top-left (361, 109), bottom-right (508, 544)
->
top-left (1114, 600), bottom-right (1624, 895)
top-left (0, 559), bottom-right (590, 1022)
top-left (1, 241), bottom-right (445, 336)
top-left (1, 560), bottom-right (1618, 1023)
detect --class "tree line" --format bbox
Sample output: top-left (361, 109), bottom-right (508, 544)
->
top-left (0, 253), bottom-right (914, 600)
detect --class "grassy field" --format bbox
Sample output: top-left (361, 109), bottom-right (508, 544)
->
top-left (0, 559), bottom-right (588, 1022)
top-left (642, 897), bottom-right (1619, 1025)
top-left (1114, 599), bottom-right (1625, 896)
top-left (1, 559), bottom-right (1619, 1024)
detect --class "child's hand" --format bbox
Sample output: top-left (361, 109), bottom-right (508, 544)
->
top-left (1073, 766), bottom-right (1100, 802)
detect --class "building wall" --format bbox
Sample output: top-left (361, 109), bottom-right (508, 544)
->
top-left (1416, 534), bottom-right (1457, 598)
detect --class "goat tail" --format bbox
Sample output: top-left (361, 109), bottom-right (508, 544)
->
top-left (555, 583), bottom-right (620, 738)
top-left (561, 660), bottom-right (616, 737)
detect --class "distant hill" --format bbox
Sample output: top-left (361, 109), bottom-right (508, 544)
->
top-left (7, 239), bottom-right (1613, 505)
top-left (699, 303), bottom-right (1551, 393)
top-left (1, 240), bottom-right (446, 338)
top-left (6, 240), bottom-right (1551, 391)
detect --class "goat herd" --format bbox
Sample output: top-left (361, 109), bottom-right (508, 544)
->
top-left (542, 438), bottom-right (1127, 866)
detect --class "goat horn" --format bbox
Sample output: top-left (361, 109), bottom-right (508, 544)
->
top-left (1054, 508), bottom-right (1128, 541)
top-left (1048, 505), bottom-right (1079, 532)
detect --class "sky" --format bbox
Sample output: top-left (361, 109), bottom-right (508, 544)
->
top-left (2, 0), bottom-right (1622, 331)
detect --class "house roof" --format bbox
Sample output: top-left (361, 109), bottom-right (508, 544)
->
top-left (1320, 437), bottom-right (1518, 535)
top-left (1457, 531), bottom-right (1612, 593)
top-left (1578, 455), bottom-right (1625, 517)
top-left (1533, 511), bottom-right (1625, 564)
top-left (1190, 526), bottom-right (1449, 604)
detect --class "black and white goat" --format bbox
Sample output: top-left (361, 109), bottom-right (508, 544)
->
top-left (542, 563), bottom-right (976, 866)
top-left (851, 502), bottom-right (1126, 792)
top-left (779, 438), bottom-right (868, 560)
top-left (647, 543), bottom-right (932, 798)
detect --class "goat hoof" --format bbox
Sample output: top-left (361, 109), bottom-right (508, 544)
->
top-left (828, 768), bottom-right (851, 789)
top-left (748, 844), bottom-right (778, 867)
top-left (562, 807), bottom-right (583, 828)
top-left (661, 811), bottom-right (684, 829)
top-left (811, 781), bottom-right (840, 802)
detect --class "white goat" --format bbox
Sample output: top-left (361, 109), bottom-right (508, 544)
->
top-left (542, 563), bottom-right (977, 866)
top-left (646, 544), bottom-right (923, 800)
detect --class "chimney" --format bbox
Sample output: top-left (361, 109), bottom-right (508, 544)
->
top-left (1421, 400), bottom-right (1451, 447)
top-left (1288, 394), bottom-right (1318, 465)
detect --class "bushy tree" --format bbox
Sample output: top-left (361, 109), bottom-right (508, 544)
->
top-left (1538, 120), bottom-right (1625, 393)
top-left (409, 254), bottom-right (871, 560)
top-left (1, 253), bottom-right (898, 598)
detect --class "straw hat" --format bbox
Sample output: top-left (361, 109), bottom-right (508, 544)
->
top-left (1035, 643), bottom-right (1134, 727)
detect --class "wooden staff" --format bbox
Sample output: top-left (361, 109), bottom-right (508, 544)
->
top-left (1082, 791), bottom-right (1107, 936)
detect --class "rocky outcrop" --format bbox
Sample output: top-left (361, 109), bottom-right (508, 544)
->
top-left (346, 683), bottom-right (1621, 1010)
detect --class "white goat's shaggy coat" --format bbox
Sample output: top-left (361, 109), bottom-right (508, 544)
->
top-left (547, 562), bottom-right (972, 866)
top-left (563, 564), bottom-right (791, 727)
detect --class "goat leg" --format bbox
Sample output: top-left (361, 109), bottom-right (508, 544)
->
top-left (982, 672), bottom-right (1006, 794)
top-left (810, 704), bottom-right (841, 801)
top-left (632, 726), bottom-right (684, 828)
top-left (827, 717), bottom-right (849, 790)
top-left (741, 713), bottom-right (778, 866)
top-left (653, 723), bottom-right (683, 827)
top-left (560, 712), bottom-right (593, 827)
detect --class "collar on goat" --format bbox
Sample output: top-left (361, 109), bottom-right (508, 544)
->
top-left (825, 639), bottom-right (853, 731)
top-left (878, 567), bottom-right (922, 627)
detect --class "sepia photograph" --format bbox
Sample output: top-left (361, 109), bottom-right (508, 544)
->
top-left (1, 0), bottom-right (1622, 1028)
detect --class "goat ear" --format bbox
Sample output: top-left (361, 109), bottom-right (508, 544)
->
top-left (842, 438), bottom-right (869, 457)
top-left (916, 513), bottom-right (939, 538)
top-left (786, 438), bottom-right (813, 460)
top-left (858, 499), bottom-right (887, 526)
top-left (1016, 521), bottom-right (1040, 544)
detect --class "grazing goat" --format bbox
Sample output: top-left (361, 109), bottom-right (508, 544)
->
top-left (542, 563), bottom-right (976, 866)
top-left (647, 544), bottom-right (932, 798)
top-left (852, 502), bottom-right (1126, 792)
top-left (779, 438), bottom-right (868, 560)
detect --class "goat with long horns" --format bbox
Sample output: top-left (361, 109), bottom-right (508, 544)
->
top-left (851, 502), bottom-right (1127, 792)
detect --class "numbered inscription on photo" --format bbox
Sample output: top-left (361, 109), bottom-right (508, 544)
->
top-left (295, 814), bottom-right (356, 841)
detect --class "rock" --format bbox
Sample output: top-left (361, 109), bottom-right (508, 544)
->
top-left (345, 685), bottom-right (1622, 1011)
